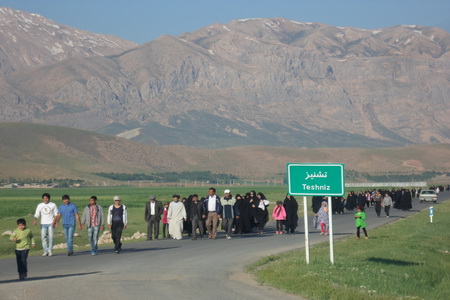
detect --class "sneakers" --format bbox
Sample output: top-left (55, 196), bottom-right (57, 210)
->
top-left (320, 232), bottom-right (325, 235)
top-left (67, 250), bottom-right (74, 256)
top-left (42, 252), bottom-right (48, 257)
top-left (226, 235), bottom-right (232, 240)
top-left (48, 251), bottom-right (53, 257)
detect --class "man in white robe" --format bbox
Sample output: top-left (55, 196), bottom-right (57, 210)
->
top-left (168, 195), bottom-right (186, 240)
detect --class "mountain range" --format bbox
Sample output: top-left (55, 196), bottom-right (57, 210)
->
top-left (1, 8), bottom-right (450, 148)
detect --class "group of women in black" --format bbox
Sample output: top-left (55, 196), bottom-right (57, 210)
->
top-left (344, 188), bottom-right (414, 211)
top-left (181, 191), bottom-right (299, 236)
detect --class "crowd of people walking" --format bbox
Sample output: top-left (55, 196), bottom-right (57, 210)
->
top-left (10, 185), bottom-right (443, 280)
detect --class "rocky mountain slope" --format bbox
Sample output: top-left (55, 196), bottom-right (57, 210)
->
top-left (0, 7), bottom-right (137, 75)
top-left (0, 12), bottom-right (449, 148)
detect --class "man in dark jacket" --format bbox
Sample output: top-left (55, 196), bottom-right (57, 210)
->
top-left (144, 195), bottom-right (164, 240)
top-left (204, 187), bottom-right (222, 239)
top-left (190, 194), bottom-right (205, 240)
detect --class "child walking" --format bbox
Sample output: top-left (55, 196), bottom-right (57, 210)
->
top-left (316, 201), bottom-right (329, 235)
top-left (10, 219), bottom-right (36, 280)
top-left (355, 206), bottom-right (368, 239)
top-left (162, 202), bottom-right (170, 238)
top-left (272, 201), bottom-right (286, 234)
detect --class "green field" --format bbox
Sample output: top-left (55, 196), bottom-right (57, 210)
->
top-left (0, 186), bottom-right (290, 258)
top-left (248, 198), bottom-right (450, 300)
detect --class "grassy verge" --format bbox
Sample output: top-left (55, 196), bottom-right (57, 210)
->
top-left (248, 200), bottom-right (450, 300)
top-left (0, 186), bottom-right (289, 258)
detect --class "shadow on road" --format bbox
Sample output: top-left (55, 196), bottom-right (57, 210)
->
top-left (366, 257), bottom-right (420, 266)
top-left (0, 271), bottom-right (100, 284)
top-left (121, 246), bottom-right (180, 253)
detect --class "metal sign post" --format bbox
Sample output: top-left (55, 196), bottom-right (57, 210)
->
top-left (303, 196), bottom-right (310, 264)
top-left (328, 196), bottom-right (334, 264)
top-left (429, 206), bottom-right (434, 223)
top-left (287, 163), bottom-right (344, 265)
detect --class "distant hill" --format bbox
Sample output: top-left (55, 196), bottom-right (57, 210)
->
top-left (1, 123), bottom-right (450, 182)
top-left (0, 13), bottom-right (449, 148)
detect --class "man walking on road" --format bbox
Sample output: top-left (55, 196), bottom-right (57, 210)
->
top-left (81, 196), bottom-right (104, 255)
top-left (190, 194), bottom-right (205, 240)
top-left (144, 195), bottom-right (163, 240)
top-left (204, 187), bottom-right (222, 239)
top-left (220, 189), bottom-right (240, 240)
top-left (168, 195), bottom-right (187, 240)
top-left (53, 195), bottom-right (81, 256)
top-left (33, 193), bottom-right (58, 257)
top-left (373, 191), bottom-right (383, 217)
top-left (383, 193), bottom-right (393, 218)
top-left (107, 196), bottom-right (128, 254)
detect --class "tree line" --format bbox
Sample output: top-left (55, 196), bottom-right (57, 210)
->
top-left (93, 171), bottom-right (238, 182)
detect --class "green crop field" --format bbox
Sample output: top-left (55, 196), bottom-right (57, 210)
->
top-left (0, 186), bottom-right (290, 259)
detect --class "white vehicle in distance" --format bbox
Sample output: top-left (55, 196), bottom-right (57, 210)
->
top-left (419, 189), bottom-right (438, 203)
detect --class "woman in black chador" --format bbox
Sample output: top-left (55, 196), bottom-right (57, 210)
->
top-left (345, 191), bottom-right (357, 211)
top-left (255, 192), bottom-right (270, 234)
top-left (400, 189), bottom-right (412, 210)
top-left (233, 194), bottom-right (244, 234)
top-left (283, 194), bottom-right (298, 234)
top-left (312, 196), bottom-right (324, 214)
top-left (248, 190), bottom-right (259, 232)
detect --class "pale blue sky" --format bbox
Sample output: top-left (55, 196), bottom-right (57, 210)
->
top-left (2, 0), bottom-right (449, 44)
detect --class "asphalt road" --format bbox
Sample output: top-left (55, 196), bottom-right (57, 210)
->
top-left (0, 192), bottom-right (446, 300)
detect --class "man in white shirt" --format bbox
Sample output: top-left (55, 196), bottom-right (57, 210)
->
top-left (204, 188), bottom-right (222, 239)
top-left (33, 193), bottom-right (58, 256)
top-left (144, 195), bottom-right (163, 240)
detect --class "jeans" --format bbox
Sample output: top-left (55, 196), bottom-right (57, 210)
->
top-left (87, 226), bottom-right (100, 253)
top-left (15, 249), bottom-right (29, 275)
top-left (63, 224), bottom-right (75, 251)
top-left (41, 224), bottom-right (54, 253)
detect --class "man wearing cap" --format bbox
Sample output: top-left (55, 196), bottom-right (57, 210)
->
top-left (220, 189), bottom-right (240, 240)
top-left (144, 195), bottom-right (163, 240)
top-left (204, 187), bottom-right (222, 239)
top-left (107, 196), bottom-right (128, 254)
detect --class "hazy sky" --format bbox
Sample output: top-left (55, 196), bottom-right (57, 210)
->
top-left (2, 0), bottom-right (450, 44)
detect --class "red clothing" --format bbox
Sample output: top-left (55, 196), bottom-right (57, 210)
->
top-left (89, 205), bottom-right (99, 227)
top-left (272, 205), bottom-right (286, 220)
top-left (162, 207), bottom-right (168, 224)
